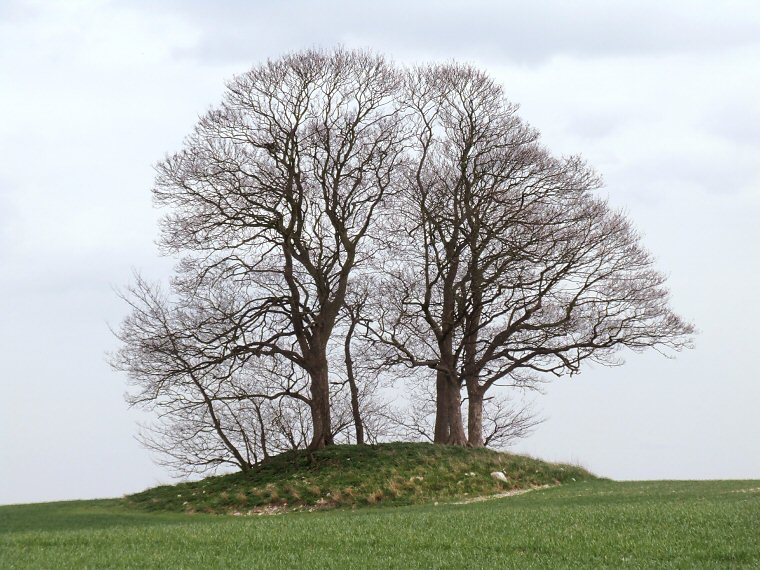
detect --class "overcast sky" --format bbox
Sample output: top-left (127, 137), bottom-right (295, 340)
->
top-left (1, 0), bottom-right (759, 505)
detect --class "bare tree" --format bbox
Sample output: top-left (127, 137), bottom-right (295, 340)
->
top-left (151, 49), bottom-right (407, 449)
top-left (369, 63), bottom-right (694, 447)
top-left (367, 63), bottom-right (542, 444)
top-left (110, 274), bottom-right (317, 474)
top-left (115, 54), bottom-right (694, 469)
top-left (111, 271), bottom-right (396, 475)
top-left (480, 392), bottom-right (542, 449)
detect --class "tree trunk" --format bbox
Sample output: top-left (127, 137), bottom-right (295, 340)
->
top-left (308, 359), bottom-right (333, 450)
top-left (433, 369), bottom-right (467, 445)
top-left (347, 374), bottom-right (364, 445)
top-left (467, 387), bottom-right (484, 447)
top-left (344, 320), bottom-right (365, 445)
top-left (446, 378), bottom-right (467, 445)
top-left (434, 371), bottom-right (449, 442)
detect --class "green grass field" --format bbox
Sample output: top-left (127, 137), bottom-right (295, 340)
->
top-left (2, 480), bottom-right (758, 568)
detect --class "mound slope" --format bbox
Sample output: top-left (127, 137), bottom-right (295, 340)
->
top-left (127, 442), bottom-right (596, 514)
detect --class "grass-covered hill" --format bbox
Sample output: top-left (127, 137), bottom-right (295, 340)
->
top-left (127, 442), bottom-right (596, 514)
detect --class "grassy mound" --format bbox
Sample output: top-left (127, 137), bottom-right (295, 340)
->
top-left (127, 442), bottom-right (596, 514)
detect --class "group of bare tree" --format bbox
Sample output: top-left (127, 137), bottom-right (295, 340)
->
top-left (111, 48), bottom-right (694, 475)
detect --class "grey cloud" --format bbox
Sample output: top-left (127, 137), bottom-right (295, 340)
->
top-left (566, 111), bottom-right (631, 140)
top-left (0, 0), bottom-right (38, 23)
top-left (118, 0), bottom-right (760, 65)
top-left (0, 179), bottom-right (17, 252)
top-left (613, 149), bottom-right (759, 198)
top-left (703, 106), bottom-right (760, 147)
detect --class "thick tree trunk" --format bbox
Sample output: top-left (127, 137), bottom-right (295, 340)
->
top-left (433, 372), bottom-right (449, 442)
top-left (308, 359), bottom-right (333, 450)
top-left (433, 369), bottom-right (467, 445)
top-left (467, 387), bottom-right (484, 448)
top-left (446, 382), bottom-right (467, 445)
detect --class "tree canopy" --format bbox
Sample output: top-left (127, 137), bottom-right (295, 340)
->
top-left (112, 48), bottom-right (694, 473)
